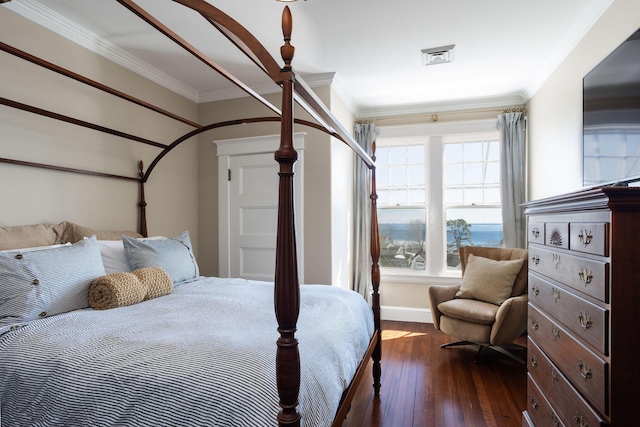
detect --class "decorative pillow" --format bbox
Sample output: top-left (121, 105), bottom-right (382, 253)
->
top-left (0, 236), bottom-right (106, 326)
top-left (0, 223), bottom-right (59, 251)
top-left (89, 267), bottom-right (173, 310)
top-left (122, 231), bottom-right (199, 285)
top-left (455, 253), bottom-right (525, 305)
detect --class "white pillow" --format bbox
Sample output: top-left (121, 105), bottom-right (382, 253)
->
top-left (97, 240), bottom-right (132, 275)
top-left (95, 236), bottom-right (166, 275)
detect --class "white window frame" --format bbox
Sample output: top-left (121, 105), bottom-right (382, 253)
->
top-left (376, 119), bottom-right (499, 284)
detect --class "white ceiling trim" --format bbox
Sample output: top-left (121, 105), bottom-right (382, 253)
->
top-left (6, 0), bottom-right (200, 102)
top-left (356, 93), bottom-right (526, 119)
top-left (522, 0), bottom-right (615, 99)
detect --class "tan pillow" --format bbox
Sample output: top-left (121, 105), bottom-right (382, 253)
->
top-left (456, 253), bottom-right (525, 305)
top-left (56, 221), bottom-right (142, 244)
top-left (89, 267), bottom-right (173, 310)
top-left (0, 224), bottom-right (58, 251)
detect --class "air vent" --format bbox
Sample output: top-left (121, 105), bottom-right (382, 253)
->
top-left (421, 45), bottom-right (455, 66)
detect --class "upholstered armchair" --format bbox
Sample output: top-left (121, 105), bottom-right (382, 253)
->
top-left (429, 246), bottom-right (529, 363)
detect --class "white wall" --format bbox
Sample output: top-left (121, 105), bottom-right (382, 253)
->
top-left (329, 86), bottom-right (356, 290)
top-left (528, 0), bottom-right (640, 200)
top-left (0, 7), bottom-right (199, 249)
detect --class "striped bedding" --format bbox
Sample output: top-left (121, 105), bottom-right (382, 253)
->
top-left (0, 277), bottom-right (374, 427)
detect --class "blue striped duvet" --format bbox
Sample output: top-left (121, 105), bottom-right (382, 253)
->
top-left (0, 277), bottom-right (374, 426)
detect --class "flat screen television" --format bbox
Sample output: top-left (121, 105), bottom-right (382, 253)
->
top-left (583, 27), bottom-right (640, 187)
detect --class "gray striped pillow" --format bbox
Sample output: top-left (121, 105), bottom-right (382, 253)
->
top-left (122, 231), bottom-right (199, 285)
top-left (0, 236), bottom-right (106, 326)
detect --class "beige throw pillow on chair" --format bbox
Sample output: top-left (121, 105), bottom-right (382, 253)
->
top-left (455, 253), bottom-right (524, 306)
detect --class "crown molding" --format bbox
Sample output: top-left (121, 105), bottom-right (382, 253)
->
top-left (355, 93), bottom-right (526, 120)
top-left (522, 0), bottom-right (614, 100)
top-left (6, 0), bottom-right (200, 102)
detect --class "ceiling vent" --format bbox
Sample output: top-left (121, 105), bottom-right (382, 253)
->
top-left (421, 45), bottom-right (455, 66)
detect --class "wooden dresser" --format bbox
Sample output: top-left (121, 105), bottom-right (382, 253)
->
top-left (521, 187), bottom-right (640, 427)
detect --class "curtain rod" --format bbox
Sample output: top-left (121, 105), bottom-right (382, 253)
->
top-left (364, 105), bottom-right (526, 125)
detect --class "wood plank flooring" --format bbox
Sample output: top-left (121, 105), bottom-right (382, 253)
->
top-left (341, 320), bottom-right (527, 427)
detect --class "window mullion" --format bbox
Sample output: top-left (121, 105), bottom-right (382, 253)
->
top-left (427, 136), bottom-right (444, 276)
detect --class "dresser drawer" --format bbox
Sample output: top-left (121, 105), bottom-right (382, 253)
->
top-left (528, 305), bottom-right (608, 415)
top-left (527, 374), bottom-right (565, 427)
top-left (527, 338), bottom-right (606, 427)
top-left (529, 222), bottom-right (545, 245)
top-left (529, 273), bottom-right (609, 355)
top-left (569, 222), bottom-right (609, 256)
top-left (529, 246), bottom-right (609, 303)
top-left (545, 222), bottom-right (569, 249)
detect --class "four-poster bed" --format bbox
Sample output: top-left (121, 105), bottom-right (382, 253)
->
top-left (0, 1), bottom-right (381, 426)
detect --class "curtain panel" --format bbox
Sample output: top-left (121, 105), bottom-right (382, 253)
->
top-left (352, 122), bottom-right (377, 302)
top-left (497, 112), bottom-right (526, 249)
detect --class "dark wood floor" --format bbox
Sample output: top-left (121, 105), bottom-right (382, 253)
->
top-left (342, 320), bottom-right (527, 427)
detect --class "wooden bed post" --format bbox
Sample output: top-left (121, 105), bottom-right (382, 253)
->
top-left (138, 160), bottom-right (148, 237)
top-left (370, 142), bottom-right (382, 396)
top-left (274, 6), bottom-right (301, 427)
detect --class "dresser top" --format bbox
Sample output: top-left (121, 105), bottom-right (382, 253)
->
top-left (523, 186), bottom-right (640, 215)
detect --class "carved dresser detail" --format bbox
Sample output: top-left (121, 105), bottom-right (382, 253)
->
top-left (522, 187), bottom-right (640, 427)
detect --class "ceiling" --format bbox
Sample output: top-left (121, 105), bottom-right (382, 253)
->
top-left (5, 0), bottom-right (613, 118)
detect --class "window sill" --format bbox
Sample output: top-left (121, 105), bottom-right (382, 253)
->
top-left (380, 270), bottom-right (461, 285)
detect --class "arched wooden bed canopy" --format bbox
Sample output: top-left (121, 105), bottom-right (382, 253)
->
top-left (0, 1), bottom-right (381, 426)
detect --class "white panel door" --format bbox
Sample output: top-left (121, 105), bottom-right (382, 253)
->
top-left (216, 133), bottom-right (305, 282)
top-left (229, 153), bottom-right (279, 281)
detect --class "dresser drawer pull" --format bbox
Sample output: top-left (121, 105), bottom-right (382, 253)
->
top-left (552, 287), bottom-right (560, 303)
top-left (549, 230), bottom-right (563, 246)
top-left (574, 413), bottom-right (588, 427)
top-left (530, 396), bottom-right (539, 410)
top-left (578, 360), bottom-right (593, 380)
top-left (578, 311), bottom-right (592, 330)
top-left (578, 229), bottom-right (593, 247)
top-left (551, 413), bottom-right (561, 427)
top-left (552, 253), bottom-right (561, 268)
top-left (532, 285), bottom-right (540, 296)
top-left (530, 355), bottom-right (538, 368)
top-left (551, 325), bottom-right (561, 341)
top-left (578, 268), bottom-right (593, 285)
top-left (550, 367), bottom-right (559, 383)
top-left (531, 254), bottom-right (540, 265)
top-left (531, 227), bottom-right (540, 239)
top-left (531, 319), bottom-right (539, 330)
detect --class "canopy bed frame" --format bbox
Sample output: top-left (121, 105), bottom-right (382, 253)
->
top-left (0, 1), bottom-right (381, 426)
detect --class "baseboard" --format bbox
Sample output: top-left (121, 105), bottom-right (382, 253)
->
top-left (380, 305), bottom-right (432, 323)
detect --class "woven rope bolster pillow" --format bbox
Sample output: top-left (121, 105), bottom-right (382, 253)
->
top-left (89, 267), bottom-right (173, 310)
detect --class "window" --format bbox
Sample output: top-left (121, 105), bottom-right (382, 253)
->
top-left (376, 121), bottom-right (501, 277)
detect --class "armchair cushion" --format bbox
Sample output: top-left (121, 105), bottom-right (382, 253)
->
top-left (456, 254), bottom-right (524, 305)
top-left (438, 298), bottom-right (499, 326)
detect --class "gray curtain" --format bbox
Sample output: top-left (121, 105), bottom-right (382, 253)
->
top-left (497, 112), bottom-right (526, 248)
top-left (352, 122), bottom-right (377, 302)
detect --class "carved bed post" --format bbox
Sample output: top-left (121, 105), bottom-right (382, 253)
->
top-left (274, 6), bottom-right (301, 427)
top-left (138, 160), bottom-right (148, 237)
top-left (369, 142), bottom-right (382, 396)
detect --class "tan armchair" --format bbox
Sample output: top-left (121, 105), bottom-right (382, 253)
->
top-left (429, 246), bottom-right (528, 364)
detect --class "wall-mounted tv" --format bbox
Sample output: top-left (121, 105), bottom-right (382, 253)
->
top-left (583, 27), bottom-right (640, 187)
